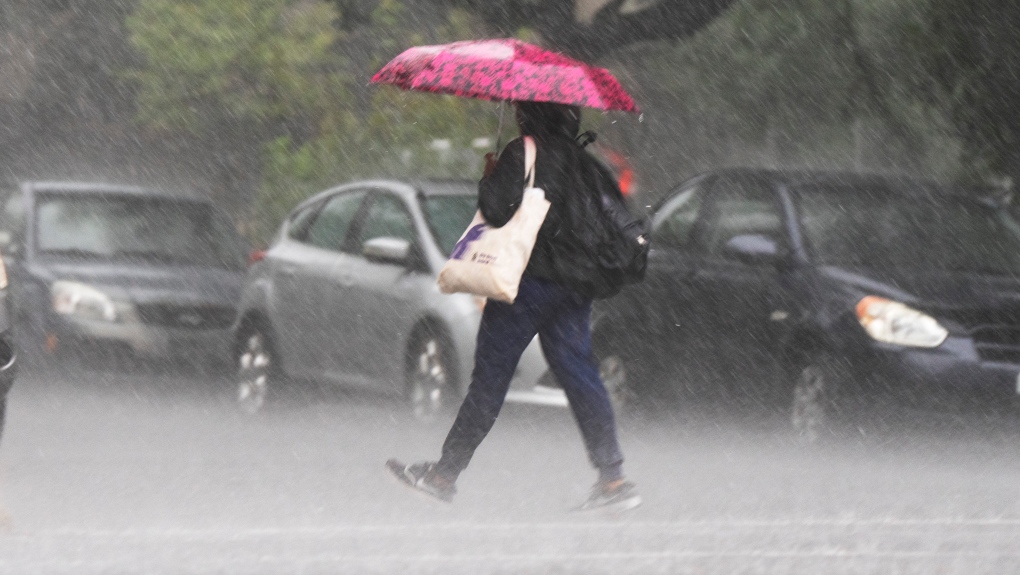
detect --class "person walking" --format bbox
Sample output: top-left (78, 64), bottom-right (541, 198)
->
top-left (387, 101), bottom-right (640, 512)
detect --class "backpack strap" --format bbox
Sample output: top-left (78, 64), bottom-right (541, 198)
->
top-left (523, 136), bottom-right (537, 189)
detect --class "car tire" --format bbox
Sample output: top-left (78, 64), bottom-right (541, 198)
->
top-left (597, 350), bottom-right (638, 416)
top-left (593, 328), bottom-right (656, 415)
top-left (406, 329), bottom-right (455, 423)
top-left (234, 326), bottom-right (277, 414)
top-left (790, 354), bottom-right (847, 443)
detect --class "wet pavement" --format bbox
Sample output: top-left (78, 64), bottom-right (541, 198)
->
top-left (1, 368), bottom-right (1019, 574)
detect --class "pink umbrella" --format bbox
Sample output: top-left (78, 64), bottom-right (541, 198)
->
top-left (371, 39), bottom-right (639, 113)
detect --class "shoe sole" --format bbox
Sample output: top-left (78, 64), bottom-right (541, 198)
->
top-left (385, 459), bottom-right (453, 504)
top-left (573, 493), bottom-right (643, 514)
top-left (606, 494), bottom-right (643, 513)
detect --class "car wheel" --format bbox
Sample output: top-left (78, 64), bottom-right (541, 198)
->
top-left (598, 352), bottom-right (636, 415)
top-left (791, 354), bottom-right (844, 443)
top-left (235, 328), bottom-right (274, 414)
top-left (407, 331), bottom-right (453, 423)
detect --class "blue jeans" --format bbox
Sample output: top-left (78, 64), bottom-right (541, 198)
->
top-left (436, 275), bottom-right (624, 480)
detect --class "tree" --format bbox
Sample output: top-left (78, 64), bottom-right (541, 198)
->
top-left (912, 0), bottom-right (1020, 187)
top-left (604, 0), bottom-right (965, 199)
top-left (126, 0), bottom-right (343, 219)
top-left (0, 1), bottom-right (141, 184)
top-left (255, 3), bottom-right (505, 240)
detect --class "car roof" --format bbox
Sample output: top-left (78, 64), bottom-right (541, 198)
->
top-left (412, 179), bottom-right (477, 197)
top-left (697, 168), bottom-right (965, 197)
top-left (326, 178), bottom-right (476, 197)
top-left (294, 178), bottom-right (476, 211)
top-left (21, 181), bottom-right (206, 202)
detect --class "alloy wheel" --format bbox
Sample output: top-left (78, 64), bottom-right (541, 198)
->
top-left (598, 353), bottom-right (632, 413)
top-left (409, 336), bottom-right (448, 423)
top-left (236, 331), bottom-right (271, 414)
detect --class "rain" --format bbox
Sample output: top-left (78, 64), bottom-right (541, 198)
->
top-left (2, 1), bottom-right (1020, 573)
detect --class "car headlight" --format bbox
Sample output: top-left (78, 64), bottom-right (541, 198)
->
top-left (52, 281), bottom-right (121, 322)
top-left (855, 296), bottom-right (948, 348)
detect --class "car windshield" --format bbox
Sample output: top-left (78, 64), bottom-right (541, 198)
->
top-left (35, 192), bottom-right (246, 269)
top-left (795, 185), bottom-right (1020, 276)
top-left (422, 193), bottom-right (478, 256)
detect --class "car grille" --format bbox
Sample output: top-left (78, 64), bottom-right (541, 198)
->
top-left (936, 306), bottom-right (1020, 365)
top-left (136, 303), bottom-right (235, 330)
top-left (970, 325), bottom-right (1020, 364)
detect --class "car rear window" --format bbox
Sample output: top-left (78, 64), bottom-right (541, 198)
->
top-left (35, 192), bottom-right (246, 270)
top-left (795, 185), bottom-right (1020, 276)
top-left (422, 194), bottom-right (477, 256)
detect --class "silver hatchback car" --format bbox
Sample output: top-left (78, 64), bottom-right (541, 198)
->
top-left (232, 179), bottom-right (565, 419)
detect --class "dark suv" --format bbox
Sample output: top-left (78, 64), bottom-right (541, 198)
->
top-left (0, 182), bottom-right (247, 372)
top-left (595, 168), bottom-right (1020, 439)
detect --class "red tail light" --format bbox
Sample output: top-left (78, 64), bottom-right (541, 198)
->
top-left (248, 249), bottom-right (267, 267)
top-left (599, 146), bottom-right (636, 197)
top-left (618, 168), bottom-right (634, 196)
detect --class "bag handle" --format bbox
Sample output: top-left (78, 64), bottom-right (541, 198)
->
top-left (523, 136), bottom-right (536, 189)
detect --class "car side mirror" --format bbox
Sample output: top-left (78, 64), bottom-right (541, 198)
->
top-left (0, 231), bottom-right (22, 259)
top-left (724, 233), bottom-right (782, 266)
top-left (363, 236), bottom-right (412, 265)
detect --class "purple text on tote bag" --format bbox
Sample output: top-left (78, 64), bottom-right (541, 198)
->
top-left (449, 223), bottom-right (488, 261)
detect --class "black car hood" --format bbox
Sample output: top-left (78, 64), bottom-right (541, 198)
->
top-left (31, 260), bottom-right (244, 306)
top-left (820, 266), bottom-right (1020, 316)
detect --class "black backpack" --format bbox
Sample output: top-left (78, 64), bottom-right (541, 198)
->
top-left (551, 146), bottom-right (650, 299)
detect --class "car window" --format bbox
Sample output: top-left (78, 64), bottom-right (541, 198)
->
top-left (652, 184), bottom-right (705, 250)
top-left (797, 185), bottom-right (1020, 275)
top-left (213, 211), bottom-right (249, 268)
top-left (286, 201), bottom-right (324, 242)
top-left (304, 191), bottom-right (365, 252)
top-left (35, 193), bottom-right (246, 269)
top-left (422, 194), bottom-right (477, 255)
top-left (704, 178), bottom-right (783, 259)
top-left (355, 193), bottom-right (416, 247)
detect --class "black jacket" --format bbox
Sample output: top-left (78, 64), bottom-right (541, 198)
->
top-left (478, 132), bottom-right (587, 286)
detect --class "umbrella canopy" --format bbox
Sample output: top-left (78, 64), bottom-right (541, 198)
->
top-left (371, 39), bottom-right (639, 113)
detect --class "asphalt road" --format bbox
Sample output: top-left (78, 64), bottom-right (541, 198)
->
top-left (1, 367), bottom-right (1020, 574)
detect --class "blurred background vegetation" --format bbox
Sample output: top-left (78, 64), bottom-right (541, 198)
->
top-left (0, 0), bottom-right (1016, 243)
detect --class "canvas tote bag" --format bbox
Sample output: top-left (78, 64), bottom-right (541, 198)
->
top-left (437, 136), bottom-right (550, 303)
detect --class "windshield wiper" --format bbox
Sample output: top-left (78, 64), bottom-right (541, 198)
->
top-left (40, 248), bottom-right (107, 259)
top-left (113, 249), bottom-right (187, 264)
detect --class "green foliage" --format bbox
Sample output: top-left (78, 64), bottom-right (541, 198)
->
top-left (125, 0), bottom-right (1020, 240)
top-left (907, 0), bottom-right (1020, 186)
top-left (127, 0), bottom-right (505, 241)
top-left (624, 0), bottom-right (962, 191)
top-left (126, 0), bottom-right (343, 133)
top-left (249, 5), bottom-right (504, 240)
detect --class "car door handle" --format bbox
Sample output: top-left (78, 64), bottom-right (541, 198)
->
top-left (279, 267), bottom-right (297, 278)
top-left (335, 275), bottom-right (355, 288)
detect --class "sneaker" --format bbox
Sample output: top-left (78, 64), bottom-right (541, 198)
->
top-left (574, 479), bottom-right (642, 513)
top-left (385, 459), bottom-right (456, 503)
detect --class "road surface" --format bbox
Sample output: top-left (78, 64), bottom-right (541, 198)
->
top-left (1, 367), bottom-right (1019, 573)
